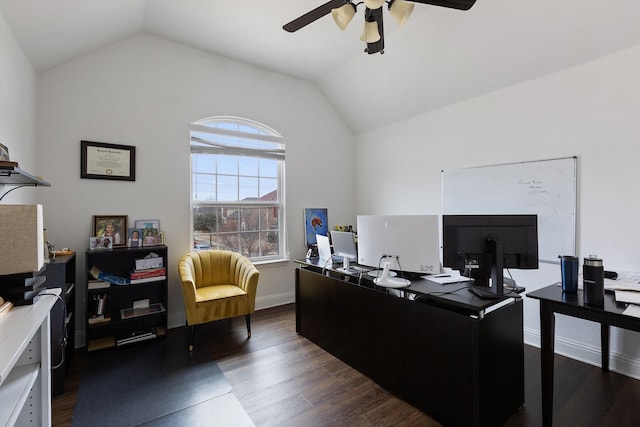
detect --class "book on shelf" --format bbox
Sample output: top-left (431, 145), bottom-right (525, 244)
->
top-left (116, 328), bottom-right (157, 346)
top-left (89, 266), bottom-right (130, 285)
top-left (120, 302), bottom-right (165, 319)
top-left (130, 275), bottom-right (166, 284)
top-left (88, 280), bottom-right (111, 290)
top-left (130, 266), bottom-right (166, 277)
top-left (130, 267), bottom-right (166, 283)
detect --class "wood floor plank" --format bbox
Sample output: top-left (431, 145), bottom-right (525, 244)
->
top-left (53, 303), bottom-right (640, 427)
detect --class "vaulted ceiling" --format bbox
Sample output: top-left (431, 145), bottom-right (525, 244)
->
top-left (2, 0), bottom-right (639, 133)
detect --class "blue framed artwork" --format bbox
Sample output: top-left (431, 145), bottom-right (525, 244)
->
top-left (304, 208), bottom-right (328, 246)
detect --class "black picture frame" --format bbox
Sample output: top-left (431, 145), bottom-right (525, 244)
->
top-left (92, 215), bottom-right (128, 247)
top-left (81, 140), bottom-right (136, 181)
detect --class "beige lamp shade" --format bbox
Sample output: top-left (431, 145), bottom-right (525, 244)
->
top-left (389, 0), bottom-right (415, 26)
top-left (364, 0), bottom-right (385, 9)
top-left (331, 3), bottom-right (357, 30)
top-left (360, 20), bottom-right (381, 43)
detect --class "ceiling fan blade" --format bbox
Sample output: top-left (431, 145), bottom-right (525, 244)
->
top-left (283, 0), bottom-right (347, 32)
top-left (407, 0), bottom-right (477, 11)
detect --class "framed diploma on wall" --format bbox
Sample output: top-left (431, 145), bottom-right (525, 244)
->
top-left (81, 140), bottom-right (136, 181)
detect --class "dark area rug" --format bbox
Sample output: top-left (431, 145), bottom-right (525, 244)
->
top-left (72, 331), bottom-right (232, 427)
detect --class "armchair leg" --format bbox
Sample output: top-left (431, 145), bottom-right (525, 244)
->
top-left (188, 325), bottom-right (196, 352)
top-left (245, 314), bottom-right (252, 338)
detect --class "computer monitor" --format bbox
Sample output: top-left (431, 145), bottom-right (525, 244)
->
top-left (442, 214), bottom-right (539, 296)
top-left (357, 215), bottom-right (441, 279)
top-left (330, 231), bottom-right (357, 261)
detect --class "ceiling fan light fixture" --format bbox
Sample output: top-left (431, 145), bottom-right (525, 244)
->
top-left (360, 18), bottom-right (381, 43)
top-left (363, 0), bottom-right (385, 10)
top-left (331, 3), bottom-right (357, 31)
top-left (388, 0), bottom-right (414, 26)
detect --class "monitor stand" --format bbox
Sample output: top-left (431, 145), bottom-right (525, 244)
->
top-left (373, 261), bottom-right (410, 288)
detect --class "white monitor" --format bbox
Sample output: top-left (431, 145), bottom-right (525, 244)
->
top-left (356, 214), bottom-right (441, 275)
top-left (330, 231), bottom-right (357, 260)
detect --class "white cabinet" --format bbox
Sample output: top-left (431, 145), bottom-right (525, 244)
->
top-left (0, 289), bottom-right (58, 427)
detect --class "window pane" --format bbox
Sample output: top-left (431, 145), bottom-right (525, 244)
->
top-left (217, 176), bottom-right (238, 201)
top-left (240, 207), bottom-right (260, 231)
top-left (239, 157), bottom-right (259, 176)
top-left (218, 155), bottom-right (238, 175)
top-left (260, 231), bottom-right (279, 256)
top-left (192, 153), bottom-right (215, 173)
top-left (221, 207), bottom-right (240, 232)
top-left (193, 174), bottom-right (215, 201)
top-left (239, 177), bottom-right (259, 200)
top-left (259, 178), bottom-right (277, 199)
top-left (260, 159), bottom-right (278, 178)
top-left (261, 206), bottom-right (279, 231)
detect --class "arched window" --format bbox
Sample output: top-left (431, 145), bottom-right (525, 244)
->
top-left (190, 116), bottom-right (286, 261)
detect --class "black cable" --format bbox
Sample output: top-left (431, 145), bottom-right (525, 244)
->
top-left (0, 184), bottom-right (30, 201)
top-left (40, 292), bottom-right (67, 370)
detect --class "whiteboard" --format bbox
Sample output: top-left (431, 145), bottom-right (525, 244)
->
top-left (441, 157), bottom-right (576, 263)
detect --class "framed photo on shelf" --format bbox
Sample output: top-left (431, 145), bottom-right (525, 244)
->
top-left (304, 208), bottom-right (328, 247)
top-left (81, 140), bottom-right (136, 181)
top-left (0, 143), bottom-right (9, 161)
top-left (127, 228), bottom-right (143, 248)
top-left (135, 219), bottom-right (160, 230)
top-left (90, 236), bottom-right (112, 250)
top-left (92, 215), bottom-right (128, 247)
top-left (142, 228), bottom-right (159, 246)
top-left (156, 231), bottom-right (164, 245)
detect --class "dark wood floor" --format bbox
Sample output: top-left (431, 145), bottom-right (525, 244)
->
top-left (54, 304), bottom-right (640, 426)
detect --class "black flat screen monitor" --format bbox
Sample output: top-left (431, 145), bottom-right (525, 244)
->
top-left (442, 214), bottom-right (539, 296)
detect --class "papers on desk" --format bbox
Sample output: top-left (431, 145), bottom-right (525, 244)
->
top-left (605, 271), bottom-right (640, 292)
top-left (609, 272), bottom-right (640, 318)
top-left (623, 304), bottom-right (640, 318)
top-left (424, 274), bottom-right (473, 285)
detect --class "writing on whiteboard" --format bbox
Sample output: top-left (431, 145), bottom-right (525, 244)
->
top-left (519, 179), bottom-right (549, 194)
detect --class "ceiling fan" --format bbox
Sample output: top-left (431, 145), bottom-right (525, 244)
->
top-left (283, 0), bottom-right (477, 55)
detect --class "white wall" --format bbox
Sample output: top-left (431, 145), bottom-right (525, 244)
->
top-left (356, 44), bottom-right (640, 378)
top-left (35, 34), bottom-right (356, 344)
top-left (0, 12), bottom-right (37, 204)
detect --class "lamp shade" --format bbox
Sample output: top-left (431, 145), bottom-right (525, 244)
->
top-left (364, 0), bottom-right (385, 9)
top-left (389, 0), bottom-right (414, 26)
top-left (360, 20), bottom-right (381, 43)
top-left (331, 3), bottom-right (357, 31)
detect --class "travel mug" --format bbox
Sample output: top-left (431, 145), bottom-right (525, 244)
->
top-left (583, 255), bottom-right (604, 306)
top-left (559, 255), bottom-right (578, 293)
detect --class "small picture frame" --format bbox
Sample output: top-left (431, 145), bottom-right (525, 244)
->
top-left (92, 215), bottom-right (128, 247)
top-left (142, 228), bottom-right (159, 246)
top-left (90, 236), bottom-right (112, 250)
top-left (304, 208), bottom-right (328, 247)
top-left (135, 219), bottom-right (160, 230)
top-left (156, 231), bottom-right (164, 245)
top-left (127, 228), bottom-right (143, 248)
top-left (0, 143), bottom-right (10, 161)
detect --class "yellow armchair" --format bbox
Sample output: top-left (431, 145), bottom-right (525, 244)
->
top-left (178, 249), bottom-right (259, 351)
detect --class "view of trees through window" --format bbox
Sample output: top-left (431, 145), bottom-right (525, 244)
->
top-left (190, 117), bottom-right (285, 261)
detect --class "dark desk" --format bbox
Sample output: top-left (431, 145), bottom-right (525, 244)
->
top-left (527, 285), bottom-right (638, 427)
top-left (295, 259), bottom-right (525, 427)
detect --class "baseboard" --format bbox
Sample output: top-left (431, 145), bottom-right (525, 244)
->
top-left (256, 291), bottom-right (294, 310)
top-left (524, 327), bottom-right (640, 380)
top-left (165, 291), bottom-right (295, 330)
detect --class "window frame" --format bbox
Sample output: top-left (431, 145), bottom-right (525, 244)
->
top-left (190, 116), bottom-right (286, 262)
